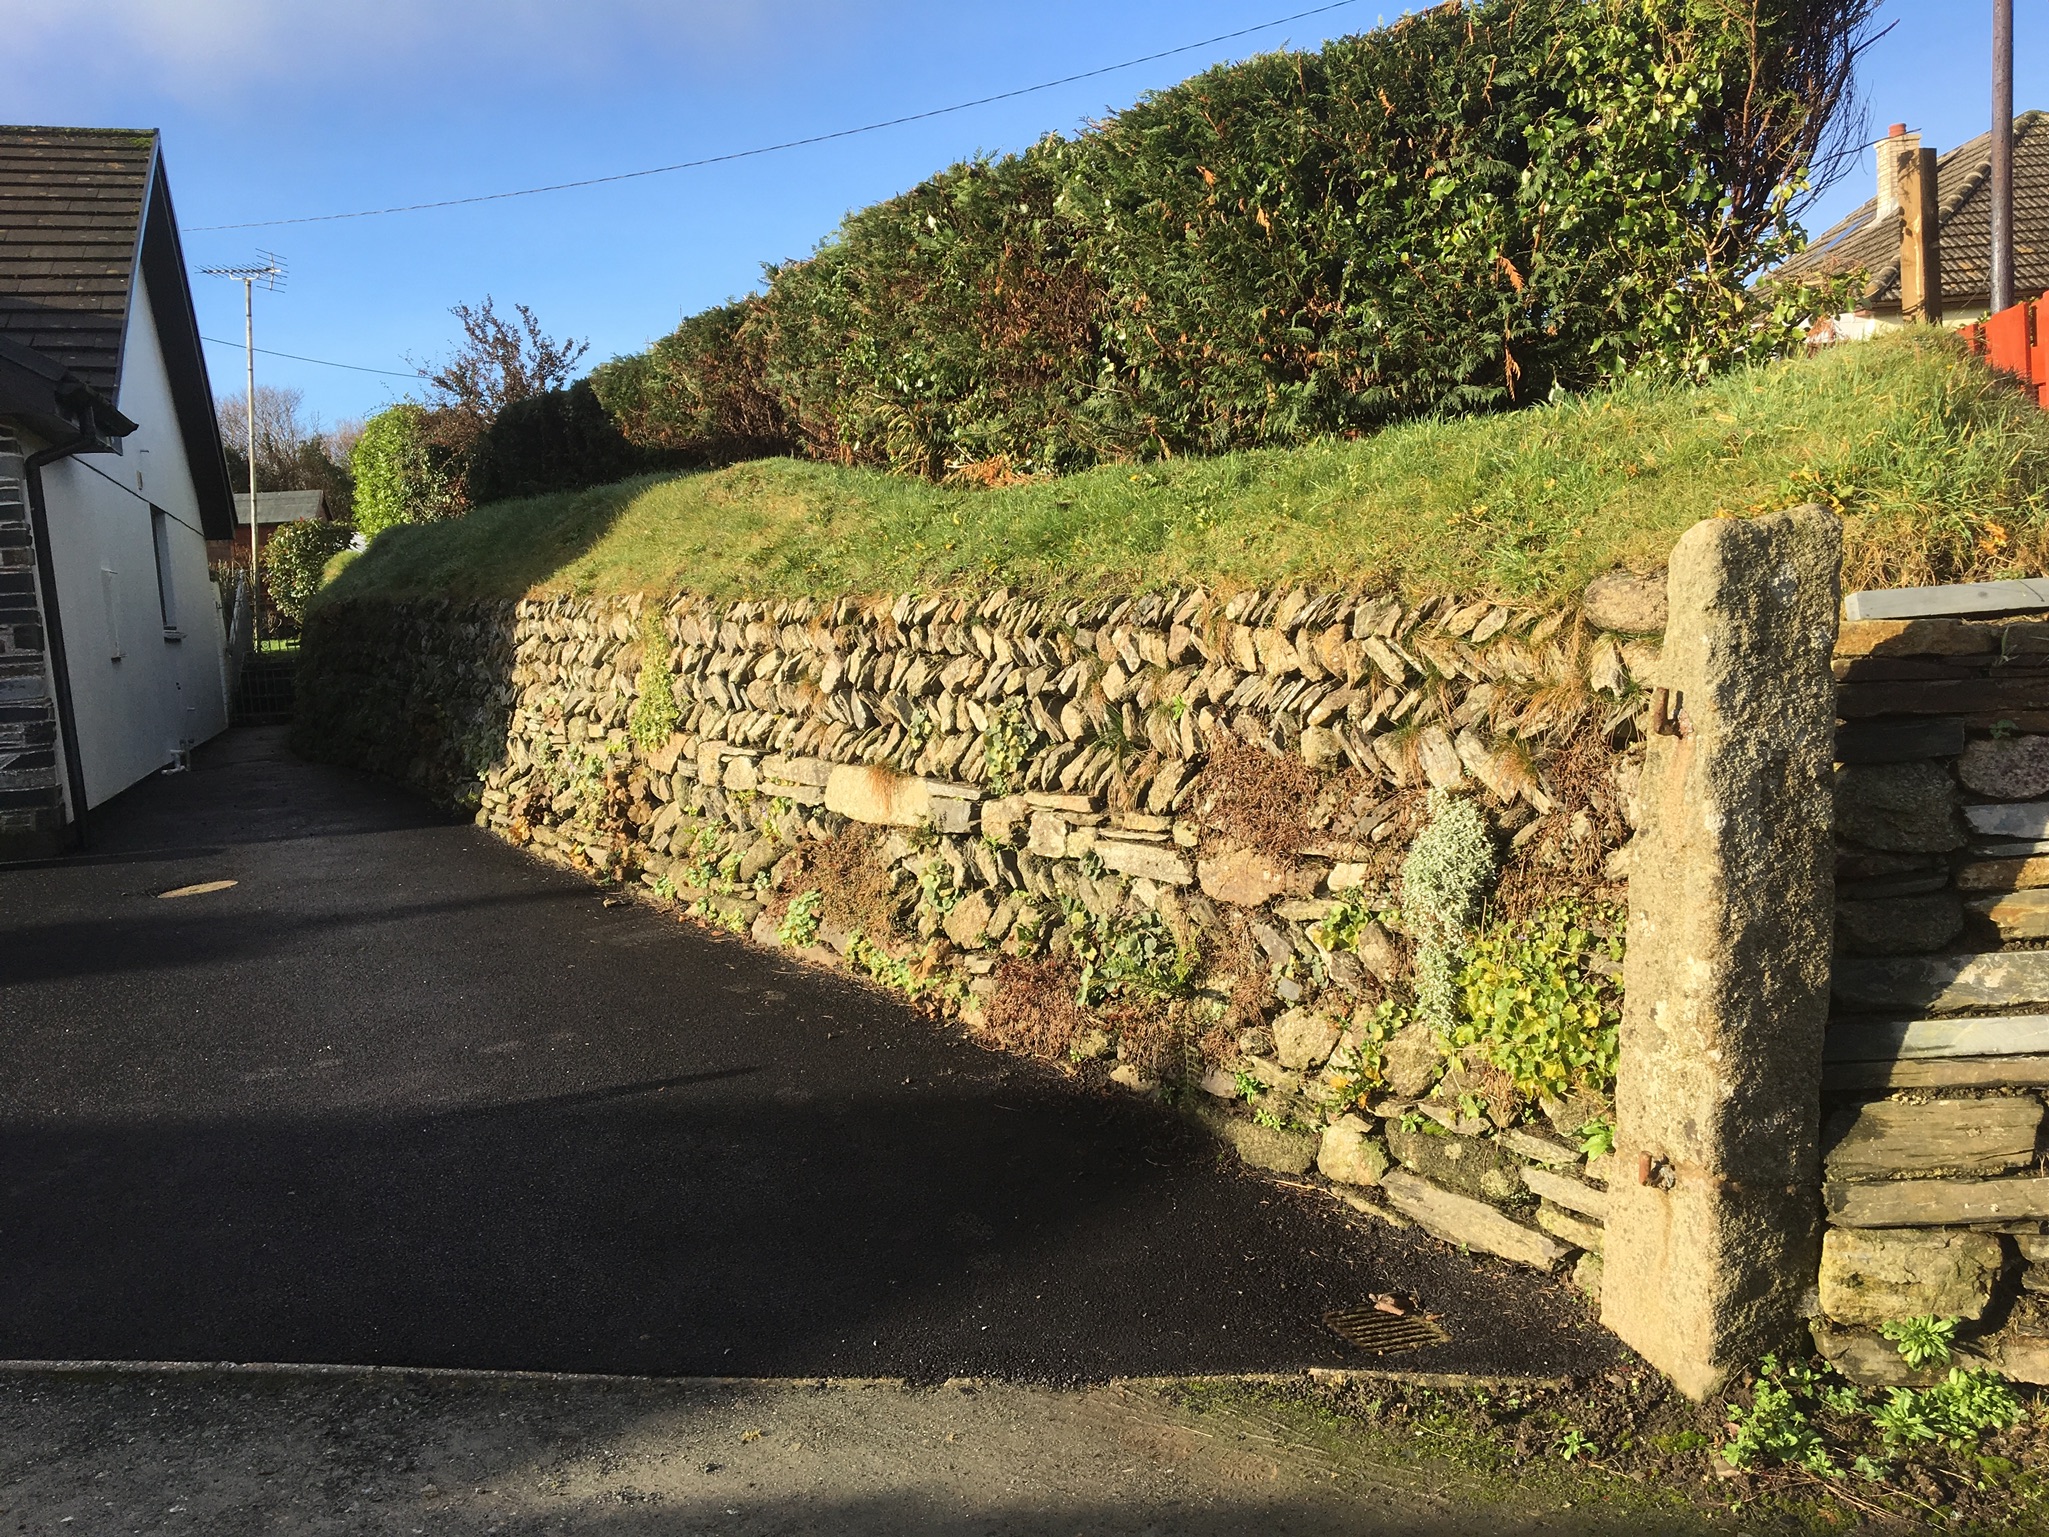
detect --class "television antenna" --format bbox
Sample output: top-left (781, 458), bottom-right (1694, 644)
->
top-left (199, 252), bottom-right (287, 644)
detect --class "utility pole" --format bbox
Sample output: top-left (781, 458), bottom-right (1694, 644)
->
top-left (199, 253), bottom-right (285, 646)
top-left (1992, 0), bottom-right (2015, 314)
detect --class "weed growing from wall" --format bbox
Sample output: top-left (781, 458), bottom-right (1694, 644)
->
top-left (777, 888), bottom-right (823, 947)
top-left (1068, 905), bottom-right (1197, 1008)
top-left (1400, 792), bottom-right (1497, 1037)
top-left (628, 610), bottom-right (680, 752)
top-left (982, 702), bottom-right (1036, 795)
top-left (1452, 901), bottom-right (1624, 1102)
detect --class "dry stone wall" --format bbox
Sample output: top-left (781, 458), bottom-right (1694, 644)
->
top-left (299, 580), bottom-right (1660, 1291)
top-left (1817, 609), bottom-right (2049, 1387)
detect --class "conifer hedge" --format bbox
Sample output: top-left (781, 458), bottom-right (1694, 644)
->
top-left (590, 0), bottom-right (1871, 479)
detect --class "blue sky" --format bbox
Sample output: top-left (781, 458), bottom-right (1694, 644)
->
top-left (7, 0), bottom-right (2043, 429)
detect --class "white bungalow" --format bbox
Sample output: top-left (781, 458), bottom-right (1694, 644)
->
top-left (0, 126), bottom-right (239, 858)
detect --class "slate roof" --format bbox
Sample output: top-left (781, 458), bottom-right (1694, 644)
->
top-left (0, 125), bottom-right (235, 539)
top-left (1775, 112), bottom-right (2049, 310)
top-left (0, 127), bottom-right (157, 395)
top-left (233, 490), bottom-right (329, 527)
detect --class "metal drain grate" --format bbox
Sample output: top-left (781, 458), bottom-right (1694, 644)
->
top-left (1323, 1305), bottom-right (1449, 1355)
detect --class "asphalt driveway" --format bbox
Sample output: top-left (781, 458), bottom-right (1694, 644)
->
top-left (0, 727), bottom-right (1612, 1382)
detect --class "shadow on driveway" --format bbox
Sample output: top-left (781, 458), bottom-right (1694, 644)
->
top-left (0, 728), bottom-right (1615, 1383)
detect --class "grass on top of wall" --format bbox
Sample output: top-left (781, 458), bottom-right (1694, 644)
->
top-left (319, 331), bottom-right (2049, 611)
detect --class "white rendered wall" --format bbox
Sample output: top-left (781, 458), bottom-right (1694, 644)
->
top-left (35, 271), bottom-right (229, 809)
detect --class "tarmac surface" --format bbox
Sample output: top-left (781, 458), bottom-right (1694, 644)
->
top-left (0, 727), bottom-right (1615, 1385)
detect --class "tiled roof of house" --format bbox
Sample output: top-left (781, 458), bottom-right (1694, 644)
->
top-left (0, 127), bottom-right (158, 396)
top-left (233, 490), bottom-right (329, 527)
top-left (1776, 112), bottom-right (2049, 308)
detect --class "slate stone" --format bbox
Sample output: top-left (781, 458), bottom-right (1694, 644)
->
top-left (1379, 1170), bottom-right (1568, 1270)
top-left (1826, 1173), bottom-right (2049, 1227)
top-left (1968, 800), bottom-right (2049, 840)
top-left (1835, 893), bottom-right (1964, 955)
top-left (1537, 1202), bottom-right (1605, 1254)
top-left (1834, 761), bottom-right (1962, 852)
top-left (1834, 949), bottom-right (2049, 1012)
top-left (1843, 578), bottom-right (2049, 623)
top-left (1970, 888), bottom-right (2049, 941)
top-left (1834, 720), bottom-right (1967, 765)
top-left (1823, 1096), bottom-right (2042, 1179)
top-left (1521, 1164), bottom-right (1610, 1220)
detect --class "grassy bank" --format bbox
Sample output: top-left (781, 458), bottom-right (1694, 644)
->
top-left (321, 332), bottom-right (2049, 609)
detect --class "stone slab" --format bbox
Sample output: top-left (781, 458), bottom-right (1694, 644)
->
top-left (1823, 1054), bottom-right (2049, 1091)
top-left (1817, 1226), bottom-right (2003, 1326)
top-left (1499, 1128), bottom-right (1581, 1166)
top-left (1843, 579), bottom-right (2049, 623)
top-left (1833, 950), bottom-right (2049, 1012)
top-left (1536, 1203), bottom-right (1605, 1254)
top-left (1957, 855), bottom-right (2049, 891)
top-left (1838, 678), bottom-right (2049, 718)
top-left (1094, 837), bottom-right (1193, 887)
top-left (1970, 887), bottom-right (2049, 940)
top-left (1826, 1173), bottom-right (2049, 1227)
top-left (824, 765), bottom-right (976, 833)
top-left (1521, 1164), bottom-right (1610, 1219)
top-left (1834, 720), bottom-right (1967, 765)
top-left (1825, 1013), bottom-right (2049, 1062)
top-left (1380, 1170), bottom-right (1569, 1271)
top-left (1968, 801), bottom-right (2049, 840)
top-left (1220, 1117), bottom-right (1319, 1175)
top-left (1822, 1097), bottom-right (2042, 1179)
top-left (1835, 618), bottom-right (2002, 658)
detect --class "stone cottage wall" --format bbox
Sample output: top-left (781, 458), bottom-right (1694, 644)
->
top-left (1817, 607), bottom-right (2049, 1387)
top-left (299, 579), bottom-right (1664, 1292)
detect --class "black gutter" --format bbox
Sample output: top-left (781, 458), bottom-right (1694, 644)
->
top-left (23, 434), bottom-right (97, 852)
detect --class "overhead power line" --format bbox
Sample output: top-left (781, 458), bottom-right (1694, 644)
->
top-left (191, 0), bottom-right (1366, 232)
top-left (201, 334), bottom-right (417, 378)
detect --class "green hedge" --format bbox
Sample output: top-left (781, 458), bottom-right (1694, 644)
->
top-left (464, 379), bottom-right (668, 504)
top-left (589, 0), bottom-right (1865, 478)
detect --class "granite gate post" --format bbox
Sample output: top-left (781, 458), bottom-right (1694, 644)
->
top-left (1603, 505), bottom-right (1842, 1400)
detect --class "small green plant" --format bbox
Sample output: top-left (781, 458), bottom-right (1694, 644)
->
top-left (1252, 1106), bottom-right (1288, 1132)
top-left (1233, 1068), bottom-right (1265, 1102)
top-left (916, 858), bottom-right (963, 920)
top-left (1451, 901), bottom-right (1625, 1103)
top-left (1723, 1356), bottom-right (1835, 1476)
top-left (1310, 887), bottom-right (1391, 954)
top-left (1552, 1425), bottom-right (1598, 1462)
top-left (778, 888), bottom-right (823, 947)
top-left (1881, 1316), bottom-right (1958, 1371)
top-left (628, 608), bottom-right (681, 751)
top-left (652, 874), bottom-right (678, 901)
top-left (1069, 907), bottom-right (1197, 1007)
top-left (1870, 1370), bottom-right (2023, 1450)
top-left (1324, 998), bottom-right (1406, 1103)
top-left (982, 702), bottom-right (1036, 795)
top-left (1400, 792), bottom-right (1497, 1037)
top-left (1577, 1117), bottom-right (1616, 1159)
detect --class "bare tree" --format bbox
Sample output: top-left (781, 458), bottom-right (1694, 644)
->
top-left (418, 297), bottom-right (588, 455)
top-left (217, 384), bottom-right (357, 519)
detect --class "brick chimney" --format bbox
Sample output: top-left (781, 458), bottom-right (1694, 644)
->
top-left (1876, 122), bottom-right (1914, 219)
